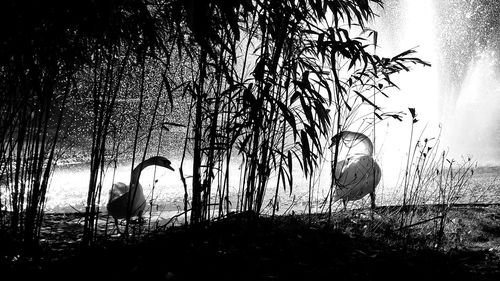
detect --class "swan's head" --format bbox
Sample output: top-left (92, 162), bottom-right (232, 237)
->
top-left (144, 156), bottom-right (175, 171)
top-left (330, 133), bottom-right (343, 148)
top-left (162, 159), bottom-right (175, 171)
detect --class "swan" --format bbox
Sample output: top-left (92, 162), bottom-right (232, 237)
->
top-left (331, 131), bottom-right (381, 211)
top-left (107, 156), bottom-right (175, 231)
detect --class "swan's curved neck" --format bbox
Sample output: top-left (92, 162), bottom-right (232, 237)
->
top-left (337, 131), bottom-right (374, 155)
top-left (130, 157), bottom-right (172, 187)
top-left (130, 158), bottom-right (156, 187)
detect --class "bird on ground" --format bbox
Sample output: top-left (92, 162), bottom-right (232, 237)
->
top-left (107, 156), bottom-right (175, 232)
top-left (330, 131), bottom-right (381, 212)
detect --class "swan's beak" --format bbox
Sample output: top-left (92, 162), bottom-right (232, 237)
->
top-left (329, 136), bottom-right (339, 148)
top-left (166, 164), bottom-right (175, 171)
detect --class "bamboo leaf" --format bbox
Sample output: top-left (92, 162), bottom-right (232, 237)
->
top-left (300, 130), bottom-right (310, 176)
top-left (353, 90), bottom-right (380, 110)
top-left (290, 90), bottom-right (302, 104)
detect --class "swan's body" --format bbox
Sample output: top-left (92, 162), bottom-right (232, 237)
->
top-left (331, 131), bottom-right (381, 210)
top-left (107, 156), bottom-right (174, 230)
top-left (107, 182), bottom-right (147, 220)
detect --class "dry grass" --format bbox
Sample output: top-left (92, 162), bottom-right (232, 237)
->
top-left (1, 204), bottom-right (499, 281)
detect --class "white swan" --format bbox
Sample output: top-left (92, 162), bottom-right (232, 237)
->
top-left (331, 131), bottom-right (381, 210)
top-left (107, 156), bottom-right (174, 231)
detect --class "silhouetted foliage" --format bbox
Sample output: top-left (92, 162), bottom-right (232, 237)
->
top-left (0, 0), bottom-right (429, 252)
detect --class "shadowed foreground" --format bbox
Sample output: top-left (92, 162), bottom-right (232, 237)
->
top-left (1, 206), bottom-right (500, 281)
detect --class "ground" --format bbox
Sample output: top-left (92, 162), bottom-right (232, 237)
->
top-left (1, 205), bottom-right (499, 280)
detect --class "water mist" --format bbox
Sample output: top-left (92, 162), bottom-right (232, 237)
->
top-left (370, 0), bottom-right (500, 192)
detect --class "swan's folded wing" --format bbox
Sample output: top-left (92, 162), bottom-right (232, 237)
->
top-left (334, 155), bottom-right (381, 201)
